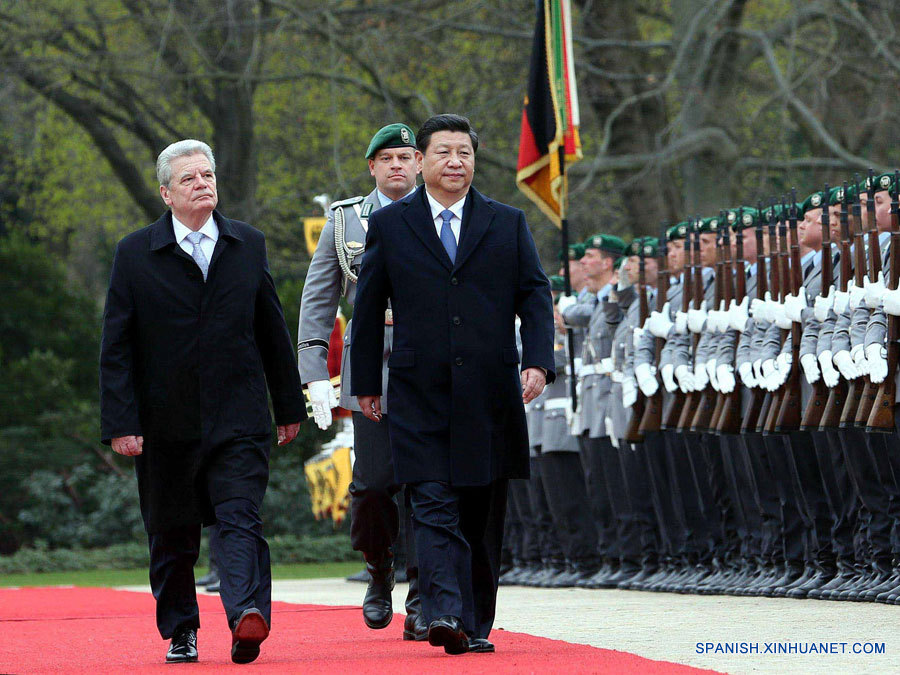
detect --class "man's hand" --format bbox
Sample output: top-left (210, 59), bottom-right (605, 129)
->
top-left (521, 367), bottom-right (547, 404)
top-left (308, 380), bottom-right (339, 431)
top-left (277, 423), bottom-right (301, 446)
top-left (357, 395), bottom-right (383, 422)
top-left (112, 435), bottom-right (143, 456)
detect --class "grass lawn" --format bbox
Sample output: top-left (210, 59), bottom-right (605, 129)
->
top-left (0, 561), bottom-right (363, 588)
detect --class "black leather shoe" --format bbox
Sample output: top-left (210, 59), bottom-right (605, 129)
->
top-left (205, 580), bottom-right (220, 593)
top-left (231, 608), bottom-right (268, 664)
top-left (428, 616), bottom-right (469, 655)
top-left (166, 627), bottom-right (198, 663)
top-left (402, 574), bottom-right (428, 641)
top-left (196, 567), bottom-right (219, 587)
top-left (363, 552), bottom-right (394, 629)
top-left (468, 637), bottom-right (495, 653)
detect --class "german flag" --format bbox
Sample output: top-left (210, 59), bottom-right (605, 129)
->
top-left (516, 0), bottom-right (582, 228)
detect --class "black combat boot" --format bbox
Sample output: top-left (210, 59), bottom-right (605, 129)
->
top-left (363, 551), bottom-right (394, 629)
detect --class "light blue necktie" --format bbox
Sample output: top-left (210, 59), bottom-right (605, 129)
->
top-left (186, 231), bottom-right (209, 281)
top-left (439, 209), bottom-right (457, 264)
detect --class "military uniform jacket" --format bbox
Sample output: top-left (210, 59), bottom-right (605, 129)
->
top-left (562, 290), bottom-right (598, 434)
top-left (864, 237), bottom-right (900, 401)
top-left (609, 285), bottom-right (641, 441)
top-left (582, 286), bottom-right (631, 438)
top-left (298, 189), bottom-right (393, 413)
top-left (541, 340), bottom-right (579, 453)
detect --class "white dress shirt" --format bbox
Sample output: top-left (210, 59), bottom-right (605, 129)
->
top-left (173, 214), bottom-right (218, 262)
top-left (376, 187), bottom-right (417, 209)
top-left (425, 190), bottom-right (465, 244)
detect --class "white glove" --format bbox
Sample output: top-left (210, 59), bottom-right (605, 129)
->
top-left (308, 379), bottom-right (339, 430)
top-left (864, 271), bottom-right (886, 310)
top-left (752, 358), bottom-right (765, 383)
top-left (693, 362), bottom-right (709, 390)
top-left (687, 301), bottom-right (707, 334)
top-left (674, 310), bottom-right (688, 335)
top-left (764, 292), bottom-right (779, 323)
top-left (833, 288), bottom-right (851, 316)
top-left (800, 353), bottom-right (820, 385)
top-left (771, 301), bottom-right (792, 330)
top-left (833, 350), bottom-right (859, 380)
top-left (635, 362), bottom-right (659, 397)
top-left (661, 363), bottom-right (677, 393)
top-left (646, 302), bottom-right (674, 338)
top-left (716, 363), bottom-right (736, 393)
top-left (705, 307), bottom-right (719, 333)
top-left (851, 344), bottom-right (869, 377)
top-left (633, 326), bottom-right (645, 348)
top-left (775, 351), bottom-right (792, 375)
top-left (675, 364), bottom-right (695, 393)
top-left (814, 287), bottom-right (835, 322)
top-left (597, 357), bottom-right (614, 375)
top-left (557, 294), bottom-right (577, 315)
top-left (750, 294), bottom-right (770, 323)
top-left (622, 377), bottom-right (638, 408)
top-left (708, 360), bottom-right (720, 392)
top-left (884, 288), bottom-right (900, 317)
top-left (848, 281), bottom-right (865, 310)
top-left (761, 359), bottom-right (776, 382)
top-left (867, 343), bottom-right (888, 384)
top-left (729, 296), bottom-right (750, 332)
top-left (784, 290), bottom-right (808, 323)
top-left (710, 300), bottom-right (726, 333)
top-left (738, 361), bottom-right (756, 388)
top-left (818, 351), bottom-right (840, 388)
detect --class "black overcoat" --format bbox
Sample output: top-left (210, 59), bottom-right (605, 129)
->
top-left (100, 211), bottom-right (305, 533)
top-left (350, 186), bottom-right (555, 486)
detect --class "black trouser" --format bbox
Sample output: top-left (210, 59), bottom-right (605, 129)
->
top-left (408, 479), bottom-right (507, 639)
top-left (685, 433), bottom-right (726, 555)
top-left (540, 451), bottom-right (600, 567)
top-left (526, 454), bottom-right (565, 564)
top-left (665, 432), bottom-right (714, 558)
top-left (580, 435), bottom-right (620, 559)
top-left (508, 478), bottom-right (540, 565)
top-left (823, 429), bottom-right (861, 561)
top-left (642, 431), bottom-right (680, 558)
top-left (741, 433), bottom-right (783, 562)
top-left (148, 439), bottom-right (271, 639)
top-left (762, 434), bottom-right (807, 564)
top-left (840, 427), bottom-right (892, 562)
top-left (866, 418), bottom-right (900, 560)
top-left (618, 442), bottom-right (660, 562)
top-left (720, 434), bottom-right (761, 558)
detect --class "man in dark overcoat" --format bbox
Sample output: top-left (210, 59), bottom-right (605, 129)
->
top-left (100, 139), bottom-right (305, 665)
top-left (351, 114), bottom-right (555, 654)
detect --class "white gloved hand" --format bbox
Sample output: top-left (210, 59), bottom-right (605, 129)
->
top-left (818, 351), bottom-right (840, 388)
top-left (622, 377), bottom-right (638, 408)
top-left (738, 362), bottom-right (756, 388)
top-left (753, 358), bottom-right (764, 383)
top-left (633, 326), bottom-right (645, 348)
top-left (714, 300), bottom-right (728, 333)
top-left (675, 364), bottom-right (695, 393)
top-left (674, 310), bottom-right (688, 335)
top-left (851, 344), bottom-right (869, 376)
top-left (598, 357), bottom-right (614, 375)
top-left (750, 297), bottom-right (767, 322)
top-left (709, 360), bottom-right (720, 392)
top-left (848, 281), bottom-right (865, 310)
top-left (761, 359), bottom-right (776, 382)
top-left (771, 301), bottom-right (792, 329)
top-left (784, 290), bottom-right (808, 323)
top-left (687, 301), bottom-right (707, 334)
top-left (705, 307), bottom-right (720, 334)
top-left (864, 271), bottom-right (886, 310)
top-left (833, 350), bottom-right (860, 380)
top-left (661, 363), bottom-right (677, 393)
top-left (884, 288), bottom-right (900, 317)
top-left (693, 362), bottom-right (709, 390)
top-left (729, 296), bottom-right (750, 332)
top-left (775, 351), bottom-right (792, 375)
top-left (764, 291), bottom-right (779, 323)
top-left (635, 362), bottom-right (659, 397)
top-left (556, 294), bottom-right (577, 315)
top-left (716, 363), bottom-right (736, 393)
top-left (646, 302), bottom-right (674, 338)
top-left (833, 288), bottom-right (851, 316)
top-left (867, 343), bottom-right (888, 384)
top-left (814, 287), bottom-right (835, 322)
top-left (800, 353), bottom-right (820, 385)
top-left (308, 379), bottom-right (338, 430)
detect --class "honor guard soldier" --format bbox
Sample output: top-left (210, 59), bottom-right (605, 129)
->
top-left (297, 123), bottom-right (425, 639)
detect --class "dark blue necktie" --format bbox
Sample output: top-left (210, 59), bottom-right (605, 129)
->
top-left (439, 209), bottom-right (457, 264)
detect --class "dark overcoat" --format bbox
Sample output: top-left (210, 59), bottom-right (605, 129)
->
top-left (350, 186), bottom-right (555, 486)
top-left (100, 210), bottom-right (305, 533)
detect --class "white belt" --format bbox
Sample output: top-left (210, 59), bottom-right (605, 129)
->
top-left (544, 398), bottom-right (569, 410)
top-left (610, 371), bottom-right (623, 383)
top-left (579, 358), bottom-right (613, 377)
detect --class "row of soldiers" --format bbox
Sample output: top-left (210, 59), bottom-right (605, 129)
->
top-left (501, 169), bottom-right (900, 602)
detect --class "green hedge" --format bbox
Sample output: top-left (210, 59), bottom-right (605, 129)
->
top-left (0, 533), bottom-right (355, 574)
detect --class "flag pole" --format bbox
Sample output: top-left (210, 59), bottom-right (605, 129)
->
top-left (559, 144), bottom-right (578, 410)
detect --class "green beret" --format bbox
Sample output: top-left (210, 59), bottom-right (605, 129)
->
top-left (548, 275), bottom-right (566, 292)
top-left (638, 236), bottom-right (659, 257)
top-left (584, 233), bottom-right (627, 255)
top-left (829, 185), bottom-right (850, 205)
top-left (667, 222), bottom-right (689, 241)
top-left (870, 172), bottom-right (896, 194)
top-left (365, 123), bottom-right (417, 159)
top-left (558, 244), bottom-right (585, 262)
top-left (614, 256), bottom-right (626, 270)
top-left (727, 207), bottom-right (758, 231)
top-left (799, 191), bottom-right (826, 215)
top-left (697, 216), bottom-right (723, 234)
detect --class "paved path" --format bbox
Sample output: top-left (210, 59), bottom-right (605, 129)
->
top-left (122, 579), bottom-right (898, 673)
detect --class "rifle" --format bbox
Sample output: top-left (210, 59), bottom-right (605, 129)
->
top-left (742, 205), bottom-right (768, 433)
top-left (713, 212), bottom-right (743, 434)
top-left (868, 171), bottom-right (900, 432)
top-left (820, 181), bottom-right (852, 429)
top-left (774, 189), bottom-right (803, 432)
top-left (639, 223), bottom-right (670, 434)
top-left (854, 169), bottom-right (883, 426)
top-left (762, 200), bottom-right (791, 434)
top-left (625, 245), bottom-right (649, 444)
top-left (801, 184), bottom-right (832, 430)
top-left (664, 225), bottom-right (693, 429)
top-left (839, 181), bottom-right (868, 427)
top-left (691, 219), bottom-right (722, 432)
top-left (677, 220), bottom-right (705, 431)
top-left (756, 202), bottom-right (782, 433)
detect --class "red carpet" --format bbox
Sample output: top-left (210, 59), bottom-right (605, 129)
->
top-left (0, 587), bottom-right (716, 673)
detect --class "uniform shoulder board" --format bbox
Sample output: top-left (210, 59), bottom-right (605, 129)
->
top-left (330, 196), bottom-right (365, 210)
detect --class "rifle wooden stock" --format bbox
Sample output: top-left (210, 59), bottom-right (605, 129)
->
top-left (763, 211), bottom-right (789, 435)
top-left (626, 249), bottom-right (654, 443)
top-left (854, 380), bottom-right (877, 427)
top-left (741, 388), bottom-right (765, 433)
top-left (624, 395), bottom-right (646, 443)
top-left (774, 194), bottom-right (802, 433)
top-left (756, 391), bottom-right (773, 433)
top-left (841, 192), bottom-right (868, 428)
top-left (820, 381), bottom-right (847, 428)
top-left (690, 385), bottom-right (716, 432)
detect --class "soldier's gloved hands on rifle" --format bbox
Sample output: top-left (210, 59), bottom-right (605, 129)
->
top-left (645, 302), bottom-right (674, 338)
top-left (675, 364), bottom-right (695, 393)
top-left (800, 353), bottom-right (820, 385)
top-left (772, 301), bottom-right (792, 330)
top-left (738, 362), bottom-right (756, 388)
top-left (693, 361), bottom-right (709, 390)
top-left (633, 326), bottom-right (645, 348)
top-left (763, 291), bottom-right (778, 322)
top-left (661, 363), bottom-right (678, 392)
top-left (864, 271), bottom-right (886, 310)
top-left (622, 376), bottom-right (638, 408)
top-left (711, 300), bottom-right (728, 333)
top-left (750, 296), bottom-right (768, 323)
top-left (867, 344), bottom-right (889, 384)
top-left (308, 379), bottom-right (339, 430)
top-left (833, 349), bottom-right (860, 380)
top-left (674, 310), bottom-right (689, 334)
top-left (729, 296), bottom-right (750, 332)
top-left (771, 352), bottom-right (791, 390)
top-left (556, 294), bottom-right (577, 316)
top-left (716, 363), bottom-right (736, 393)
top-left (848, 281), bottom-right (866, 311)
top-left (761, 359), bottom-right (777, 391)
top-left (833, 287), bottom-right (851, 315)
top-left (687, 301), bottom-right (707, 334)
top-left (752, 358), bottom-right (765, 385)
top-left (883, 287), bottom-right (900, 316)
top-left (705, 304), bottom-right (720, 333)
top-left (784, 290), bottom-right (808, 323)
top-left (851, 344), bottom-right (870, 377)
top-left (818, 350), bottom-right (840, 388)
top-left (635, 363), bottom-right (659, 397)
top-left (706, 359), bottom-right (719, 391)
top-left (814, 287), bottom-right (835, 322)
